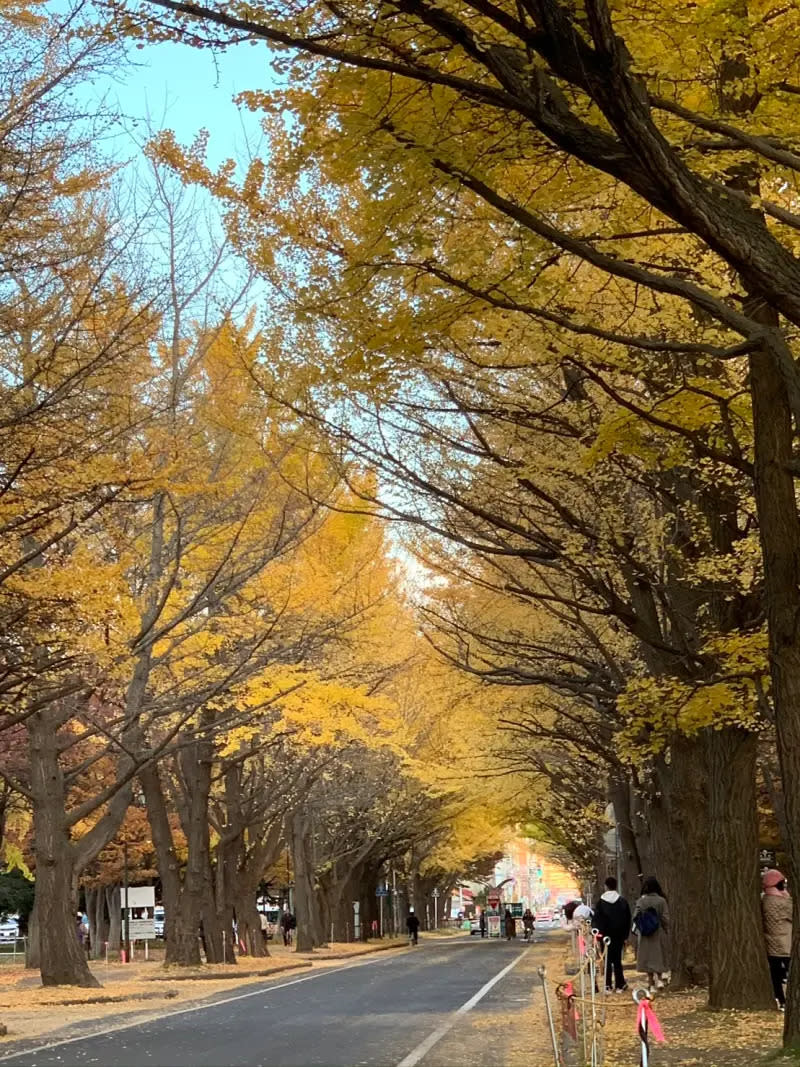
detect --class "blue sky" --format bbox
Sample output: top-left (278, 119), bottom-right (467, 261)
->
top-left (106, 34), bottom-right (275, 169)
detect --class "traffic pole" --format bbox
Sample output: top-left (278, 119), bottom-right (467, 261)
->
top-left (392, 869), bottom-right (398, 936)
top-left (123, 842), bottom-right (130, 964)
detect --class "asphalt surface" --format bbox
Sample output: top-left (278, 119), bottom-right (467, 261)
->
top-left (0, 936), bottom-right (544, 1067)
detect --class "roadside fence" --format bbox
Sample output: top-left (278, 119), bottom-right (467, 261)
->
top-left (538, 921), bottom-right (665, 1066)
top-left (0, 937), bottom-right (26, 963)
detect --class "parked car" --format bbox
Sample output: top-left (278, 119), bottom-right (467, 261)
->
top-left (535, 909), bottom-right (554, 925)
top-left (154, 905), bottom-right (165, 939)
top-left (0, 916), bottom-right (19, 942)
top-left (469, 917), bottom-right (482, 936)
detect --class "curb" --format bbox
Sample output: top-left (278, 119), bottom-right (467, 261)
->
top-left (145, 960), bottom-right (311, 983)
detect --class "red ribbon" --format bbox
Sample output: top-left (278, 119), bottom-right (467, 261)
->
top-left (637, 1000), bottom-right (665, 1043)
top-left (578, 934), bottom-right (586, 955)
top-left (559, 983), bottom-right (578, 1040)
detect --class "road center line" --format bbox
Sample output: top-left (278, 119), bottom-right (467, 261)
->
top-left (395, 948), bottom-right (531, 1067)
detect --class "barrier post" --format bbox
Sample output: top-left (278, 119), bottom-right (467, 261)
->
top-left (538, 965), bottom-right (560, 1067)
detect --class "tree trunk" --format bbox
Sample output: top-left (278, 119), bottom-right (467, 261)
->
top-left (139, 761), bottom-right (201, 967)
top-left (88, 888), bottom-right (108, 960)
top-left (106, 886), bottom-right (121, 953)
top-left (29, 709), bottom-right (98, 987)
top-left (177, 734), bottom-right (219, 964)
top-left (760, 746), bottom-right (789, 860)
top-left (650, 737), bottom-right (710, 988)
top-left (25, 898), bottom-right (39, 970)
top-left (291, 810), bottom-right (318, 951)
top-left (706, 727), bottom-right (774, 1008)
top-left (610, 776), bottom-right (643, 898)
top-left (748, 343), bottom-right (800, 1046)
top-left (234, 891), bottom-right (267, 958)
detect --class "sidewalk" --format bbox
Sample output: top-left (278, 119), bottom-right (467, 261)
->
top-left (0, 939), bottom-right (407, 1047)
top-left (513, 934), bottom-right (784, 1066)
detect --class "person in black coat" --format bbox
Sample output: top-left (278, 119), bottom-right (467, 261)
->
top-left (406, 908), bottom-right (420, 944)
top-left (593, 877), bottom-right (632, 992)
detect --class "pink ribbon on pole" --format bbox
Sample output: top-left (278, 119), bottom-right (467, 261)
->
top-left (578, 934), bottom-right (586, 955)
top-left (637, 999), bottom-right (665, 1043)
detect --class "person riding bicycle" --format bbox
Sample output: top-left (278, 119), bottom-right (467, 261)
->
top-left (522, 908), bottom-right (535, 942)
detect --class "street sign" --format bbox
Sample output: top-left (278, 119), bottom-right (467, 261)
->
top-left (432, 888), bottom-right (440, 898)
top-left (510, 902), bottom-right (523, 918)
top-left (376, 887), bottom-right (390, 896)
top-left (127, 917), bottom-right (155, 940)
top-left (488, 894), bottom-right (500, 908)
top-left (121, 887), bottom-right (155, 910)
top-left (121, 886), bottom-right (156, 941)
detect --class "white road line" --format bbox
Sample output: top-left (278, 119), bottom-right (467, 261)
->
top-left (0, 950), bottom-right (406, 1062)
top-left (395, 948), bottom-right (531, 1067)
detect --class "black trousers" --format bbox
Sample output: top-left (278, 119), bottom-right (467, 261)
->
top-left (769, 955), bottom-right (789, 1006)
top-left (605, 938), bottom-right (626, 990)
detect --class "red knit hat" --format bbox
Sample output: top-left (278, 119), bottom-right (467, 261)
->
top-left (763, 869), bottom-right (786, 889)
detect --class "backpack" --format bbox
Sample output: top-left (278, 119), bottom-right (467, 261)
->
top-left (634, 906), bottom-right (660, 937)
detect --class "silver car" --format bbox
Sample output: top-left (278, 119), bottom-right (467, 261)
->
top-left (0, 918), bottom-right (19, 942)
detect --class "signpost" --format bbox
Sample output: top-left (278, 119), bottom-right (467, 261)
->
top-left (487, 886), bottom-right (503, 939)
top-left (433, 887), bottom-right (440, 930)
top-left (376, 885), bottom-right (390, 937)
top-left (353, 901), bottom-right (361, 941)
top-left (121, 886), bottom-right (156, 956)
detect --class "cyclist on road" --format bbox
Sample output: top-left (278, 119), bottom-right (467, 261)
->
top-left (522, 909), bottom-right (535, 942)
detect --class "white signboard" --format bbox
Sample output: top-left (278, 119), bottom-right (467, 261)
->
top-left (127, 917), bottom-right (156, 941)
top-left (121, 887), bottom-right (155, 910)
top-left (122, 886), bottom-right (156, 940)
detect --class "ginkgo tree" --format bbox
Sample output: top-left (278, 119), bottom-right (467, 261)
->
top-left (117, 0), bottom-right (800, 1022)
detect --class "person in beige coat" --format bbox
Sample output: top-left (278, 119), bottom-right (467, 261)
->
top-left (762, 868), bottom-right (792, 1011)
top-left (634, 877), bottom-right (670, 991)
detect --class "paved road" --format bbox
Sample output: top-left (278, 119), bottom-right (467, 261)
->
top-left (0, 937), bottom-right (546, 1067)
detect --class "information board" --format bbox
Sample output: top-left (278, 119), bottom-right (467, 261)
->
top-left (127, 917), bottom-right (156, 941)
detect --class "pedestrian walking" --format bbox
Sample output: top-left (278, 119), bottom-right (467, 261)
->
top-left (762, 868), bottom-right (792, 1011)
top-left (522, 908), bottom-right (535, 942)
top-left (504, 908), bottom-right (516, 940)
top-left (479, 909), bottom-right (487, 938)
top-left (572, 900), bottom-right (593, 924)
top-left (633, 877), bottom-right (669, 991)
top-left (406, 907), bottom-right (420, 945)
top-left (259, 910), bottom-right (269, 948)
top-left (593, 876), bottom-right (631, 992)
top-left (280, 908), bottom-right (292, 947)
top-left (76, 912), bottom-right (89, 957)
